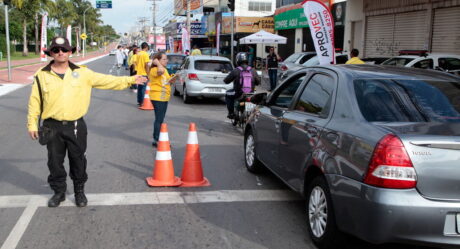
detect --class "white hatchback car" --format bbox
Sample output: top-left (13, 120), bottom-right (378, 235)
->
top-left (381, 50), bottom-right (460, 75)
top-left (173, 55), bottom-right (234, 103)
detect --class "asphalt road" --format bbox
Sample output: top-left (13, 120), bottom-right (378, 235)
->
top-left (0, 55), bottom-right (438, 249)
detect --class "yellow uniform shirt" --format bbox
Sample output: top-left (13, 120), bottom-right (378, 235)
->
top-left (191, 49), bottom-right (202, 56)
top-left (128, 51), bottom-right (134, 66)
top-left (27, 61), bottom-right (136, 131)
top-left (345, 57), bottom-right (365, 64)
top-left (149, 67), bottom-right (171, 102)
top-left (135, 51), bottom-right (150, 75)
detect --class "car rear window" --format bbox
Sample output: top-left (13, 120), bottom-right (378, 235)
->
top-left (194, 60), bottom-right (233, 72)
top-left (167, 55), bottom-right (184, 64)
top-left (354, 79), bottom-right (460, 122)
top-left (382, 58), bottom-right (414, 66)
top-left (284, 53), bottom-right (303, 63)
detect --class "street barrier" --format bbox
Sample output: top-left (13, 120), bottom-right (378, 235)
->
top-left (180, 123), bottom-right (210, 187)
top-left (146, 123), bottom-right (182, 187)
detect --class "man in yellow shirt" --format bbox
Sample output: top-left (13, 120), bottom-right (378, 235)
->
top-left (27, 37), bottom-right (146, 208)
top-left (191, 45), bottom-right (202, 56)
top-left (134, 42), bottom-right (151, 106)
top-left (345, 49), bottom-right (365, 64)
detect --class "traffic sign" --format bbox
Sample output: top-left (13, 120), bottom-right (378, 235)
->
top-left (80, 33), bottom-right (87, 40)
top-left (96, 0), bottom-right (112, 9)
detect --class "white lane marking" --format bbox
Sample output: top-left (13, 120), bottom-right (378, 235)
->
top-left (0, 84), bottom-right (27, 97)
top-left (0, 199), bottom-right (38, 249)
top-left (0, 190), bottom-right (301, 208)
top-left (75, 54), bottom-right (109, 65)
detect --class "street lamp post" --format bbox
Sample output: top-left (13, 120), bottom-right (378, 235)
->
top-left (83, 6), bottom-right (91, 58)
top-left (4, 3), bottom-right (12, 81)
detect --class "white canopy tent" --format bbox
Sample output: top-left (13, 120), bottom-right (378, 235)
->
top-left (239, 30), bottom-right (287, 44)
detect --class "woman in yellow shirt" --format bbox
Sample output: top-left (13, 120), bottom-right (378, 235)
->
top-left (149, 52), bottom-right (171, 147)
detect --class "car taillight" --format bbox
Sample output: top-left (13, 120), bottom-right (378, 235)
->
top-left (281, 65), bottom-right (288, 71)
top-left (364, 134), bottom-right (417, 189)
top-left (188, 73), bottom-right (199, 80)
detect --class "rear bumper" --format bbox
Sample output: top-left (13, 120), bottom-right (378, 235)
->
top-left (326, 174), bottom-right (460, 247)
top-left (185, 80), bottom-right (232, 98)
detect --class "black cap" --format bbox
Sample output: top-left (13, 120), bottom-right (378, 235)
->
top-left (44, 37), bottom-right (76, 56)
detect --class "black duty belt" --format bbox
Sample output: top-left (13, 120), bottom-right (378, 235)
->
top-left (45, 117), bottom-right (83, 125)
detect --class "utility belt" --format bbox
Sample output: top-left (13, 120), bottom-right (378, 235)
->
top-left (44, 117), bottom-right (83, 126)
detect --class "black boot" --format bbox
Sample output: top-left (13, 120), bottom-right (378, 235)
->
top-left (74, 184), bottom-right (88, 207)
top-left (48, 192), bottom-right (65, 207)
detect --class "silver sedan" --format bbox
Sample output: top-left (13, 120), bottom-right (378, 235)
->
top-left (173, 55), bottom-right (234, 103)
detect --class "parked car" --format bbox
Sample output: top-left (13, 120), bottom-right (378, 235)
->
top-left (174, 55), bottom-right (233, 103)
top-left (109, 49), bottom-right (117, 56)
top-left (381, 50), bottom-right (460, 75)
top-left (201, 47), bottom-right (218, 56)
top-left (277, 52), bottom-right (317, 79)
top-left (362, 57), bottom-right (391, 65)
top-left (279, 52), bottom-right (349, 82)
top-left (245, 64), bottom-right (460, 249)
top-left (166, 53), bottom-right (186, 74)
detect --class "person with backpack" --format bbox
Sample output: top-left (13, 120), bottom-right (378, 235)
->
top-left (224, 52), bottom-right (260, 119)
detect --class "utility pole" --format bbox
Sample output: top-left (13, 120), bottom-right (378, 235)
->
top-left (147, 0), bottom-right (159, 50)
top-left (83, 6), bottom-right (91, 58)
top-left (138, 17), bottom-right (149, 41)
top-left (186, 0), bottom-right (191, 49)
top-left (228, 0), bottom-right (235, 64)
top-left (4, 2), bottom-right (12, 81)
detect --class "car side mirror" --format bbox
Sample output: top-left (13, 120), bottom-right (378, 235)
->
top-left (251, 92), bottom-right (267, 105)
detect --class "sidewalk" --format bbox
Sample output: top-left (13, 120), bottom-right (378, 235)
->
top-left (0, 46), bottom-right (114, 85)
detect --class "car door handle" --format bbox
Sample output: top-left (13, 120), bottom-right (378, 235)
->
top-left (325, 132), bottom-right (339, 146)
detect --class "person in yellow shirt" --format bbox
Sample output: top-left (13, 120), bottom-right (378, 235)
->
top-left (345, 49), bottom-right (365, 64)
top-left (134, 42), bottom-right (151, 106)
top-left (128, 47), bottom-right (138, 92)
top-left (148, 52), bottom-right (172, 147)
top-left (27, 37), bottom-right (146, 208)
top-left (191, 45), bottom-right (202, 56)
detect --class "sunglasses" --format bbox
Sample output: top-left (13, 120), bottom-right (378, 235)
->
top-left (51, 47), bottom-right (70, 53)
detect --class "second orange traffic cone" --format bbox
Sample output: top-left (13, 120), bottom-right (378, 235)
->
top-left (146, 123), bottom-right (182, 187)
top-left (180, 123), bottom-right (210, 187)
top-left (139, 83), bottom-right (154, 110)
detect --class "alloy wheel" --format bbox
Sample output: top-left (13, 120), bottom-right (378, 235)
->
top-left (308, 186), bottom-right (328, 238)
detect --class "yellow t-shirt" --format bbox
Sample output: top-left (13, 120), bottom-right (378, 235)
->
top-left (191, 49), bottom-right (202, 56)
top-left (149, 67), bottom-right (171, 102)
top-left (345, 57), bottom-right (365, 64)
top-left (135, 51), bottom-right (150, 75)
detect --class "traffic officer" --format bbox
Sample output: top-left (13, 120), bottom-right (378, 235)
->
top-left (27, 37), bottom-right (147, 208)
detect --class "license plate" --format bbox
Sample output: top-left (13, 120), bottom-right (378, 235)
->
top-left (207, 88), bottom-right (223, 93)
top-left (245, 102), bottom-right (256, 112)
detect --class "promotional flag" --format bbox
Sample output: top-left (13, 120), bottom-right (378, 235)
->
top-left (181, 27), bottom-right (190, 54)
top-left (216, 23), bottom-right (221, 56)
top-left (169, 36), bottom-right (174, 52)
top-left (66, 25), bottom-right (72, 45)
top-left (40, 13), bottom-right (48, 62)
top-left (302, 0), bottom-right (335, 64)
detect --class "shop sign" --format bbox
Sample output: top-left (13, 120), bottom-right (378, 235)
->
top-left (236, 17), bottom-right (274, 33)
top-left (274, 8), bottom-right (309, 30)
top-left (177, 22), bottom-right (206, 35)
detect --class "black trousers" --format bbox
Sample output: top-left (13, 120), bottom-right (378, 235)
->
top-left (43, 118), bottom-right (87, 193)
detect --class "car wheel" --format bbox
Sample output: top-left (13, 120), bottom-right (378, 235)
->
top-left (183, 85), bottom-right (192, 104)
top-left (173, 84), bottom-right (179, 96)
top-left (244, 130), bottom-right (263, 173)
top-left (306, 176), bottom-right (343, 249)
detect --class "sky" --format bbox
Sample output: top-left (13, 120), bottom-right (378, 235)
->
top-left (93, 0), bottom-right (176, 34)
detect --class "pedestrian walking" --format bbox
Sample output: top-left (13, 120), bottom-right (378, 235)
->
top-left (148, 52), bottom-right (172, 147)
top-left (191, 45), bottom-right (202, 56)
top-left (134, 42), bottom-right (151, 106)
top-left (27, 37), bottom-right (147, 208)
top-left (123, 46), bottom-right (129, 70)
top-left (346, 48), bottom-right (365, 64)
top-left (266, 47), bottom-right (282, 91)
top-left (115, 45), bottom-right (124, 69)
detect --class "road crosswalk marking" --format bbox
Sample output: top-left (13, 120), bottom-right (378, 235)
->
top-left (0, 190), bottom-right (302, 249)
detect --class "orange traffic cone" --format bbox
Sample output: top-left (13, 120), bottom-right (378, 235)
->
top-left (139, 83), bottom-right (154, 110)
top-left (180, 123), bottom-right (210, 187)
top-left (146, 123), bottom-right (182, 187)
